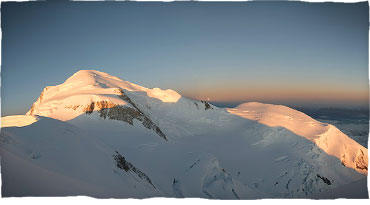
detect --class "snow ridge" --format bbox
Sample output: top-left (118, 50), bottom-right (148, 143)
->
top-left (227, 102), bottom-right (368, 175)
top-left (1, 70), bottom-right (368, 198)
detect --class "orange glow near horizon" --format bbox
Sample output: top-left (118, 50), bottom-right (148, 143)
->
top-left (179, 85), bottom-right (369, 105)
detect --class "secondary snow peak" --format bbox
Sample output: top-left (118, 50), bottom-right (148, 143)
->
top-left (227, 102), bottom-right (368, 175)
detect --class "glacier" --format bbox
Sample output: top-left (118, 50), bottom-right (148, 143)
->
top-left (0, 70), bottom-right (368, 198)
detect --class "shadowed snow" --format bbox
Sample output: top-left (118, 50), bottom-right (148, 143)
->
top-left (1, 70), bottom-right (368, 198)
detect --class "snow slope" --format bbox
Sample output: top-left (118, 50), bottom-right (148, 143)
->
top-left (1, 115), bottom-right (39, 128)
top-left (227, 102), bottom-right (368, 175)
top-left (1, 117), bottom-right (161, 197)
top-left (1, 70), bottom-right (368, 198)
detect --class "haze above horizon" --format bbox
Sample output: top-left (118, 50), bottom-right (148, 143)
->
top-left (1, 1), bottom-right (368, 116)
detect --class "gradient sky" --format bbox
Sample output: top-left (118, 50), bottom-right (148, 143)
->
top-left (1, 1), bottom-right (369, 116)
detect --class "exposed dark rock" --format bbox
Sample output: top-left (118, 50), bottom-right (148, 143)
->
top-left (38, 90), bottom-right (44, 103)
top-left (28, 88), bottom-right (47, 115)
top-left (232, 188), bottom-right (240, 199)
top-left (200, 101), bottom-right (213, 110)
top-left (65, 105), bottom-right (82, 110)
top-left (285, 179), bottom-right (292, 189)
top-left (29, 104), bottom-right (35, 115)
top-left (84, 102), bottom-right (95, 114)
top-left (75, 90), bottom-right (167, 141)
top-left (66, 90), bottom-right (167, 141)
top-left (188, 159), bottom-right (200, 169)
top-left (113, 151), bottom-right (156, 189)
top-left (194, 102), bottom-right (199, 110)
top-left (66, 101), bottom-right (117, 114)
top-left (114, 89), bottom-right (167, 141)
top-left (116, 89), bottom-right (144, 115)
top-left (340, 153), bottom-right (346, 166)
top-left (172, 178), bottom-right (184, 198)
top-left (316, 174), bottom-right (331, 185)
top-left (355, 150), bottom-right (368, 171)
top-left (97, 105), bottom-right (167, 141)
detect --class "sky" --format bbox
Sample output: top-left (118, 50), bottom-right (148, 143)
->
top-left (1, 1), bottom-right (369, 116)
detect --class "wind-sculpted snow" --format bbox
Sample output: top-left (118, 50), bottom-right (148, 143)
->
top-left (1, 70), bottom-right (368, 198)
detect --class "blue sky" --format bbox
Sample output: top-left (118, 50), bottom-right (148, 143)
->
top-left (1, 1), bottom-right (369, 116)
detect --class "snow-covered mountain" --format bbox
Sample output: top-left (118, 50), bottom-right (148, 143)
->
top-left (1, 70), bottom-right (368, 198)
top-left (227, 103), bottom-right (368, 175)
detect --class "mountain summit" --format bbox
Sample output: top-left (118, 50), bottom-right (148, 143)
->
top-left (26, 70), bottom-right (181, 121)
top-left (1, 70), bottom-right (368, 198)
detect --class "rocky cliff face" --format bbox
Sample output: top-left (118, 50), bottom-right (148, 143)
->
top-left (355, 149), bottom-right (368, 172)
top-left (113, 151), bottom-right (156, 189)
top-left (97, 105), bottom-right (167, 141)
